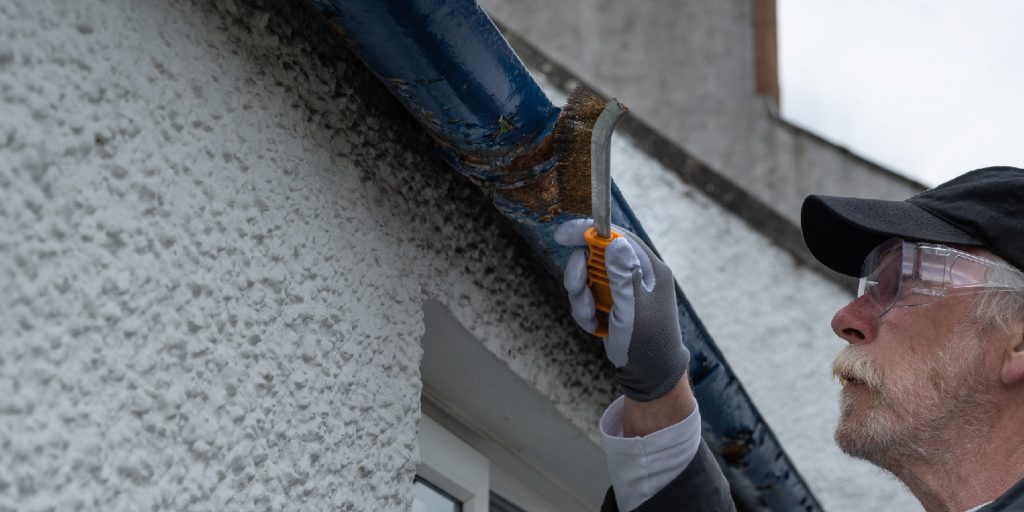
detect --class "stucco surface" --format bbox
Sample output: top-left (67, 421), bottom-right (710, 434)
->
top-left (1, 0), bottom-right (920, 511)
top-left (0, 1), bottom-right (614, 510)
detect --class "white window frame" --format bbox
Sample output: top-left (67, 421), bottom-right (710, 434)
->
top-left (419, 407), bottom-right (575, 512)
top-left (418, 299), bottom-right (607, 512)
top-left (417, 414), bottom-right (489, 512)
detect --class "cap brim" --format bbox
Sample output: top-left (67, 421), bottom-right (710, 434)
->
top-left (801, 195), bottom-right (984, 277)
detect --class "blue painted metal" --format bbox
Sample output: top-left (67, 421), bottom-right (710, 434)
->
top-left (308, 1), bottom-right (822, 510)
top-left (310, 0), bottom-right (557, 182)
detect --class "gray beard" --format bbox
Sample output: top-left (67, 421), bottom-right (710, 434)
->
top-left (834, 389), bottom-right (929, 470)
top-left (833, 364), bottom-right (994, 474)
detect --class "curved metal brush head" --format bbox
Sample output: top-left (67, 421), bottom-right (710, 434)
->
top-left (590, 99), bottom-right (627, 238)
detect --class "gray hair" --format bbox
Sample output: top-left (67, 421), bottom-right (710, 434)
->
top-left (971, 253), bottom-right (1024, 331)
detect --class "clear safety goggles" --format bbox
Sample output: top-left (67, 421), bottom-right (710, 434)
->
top-left (858, 238), bottom-right (1024, 318)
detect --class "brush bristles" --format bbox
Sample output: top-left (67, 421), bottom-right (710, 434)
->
top-left (553, 86), bottom-right (608, 216)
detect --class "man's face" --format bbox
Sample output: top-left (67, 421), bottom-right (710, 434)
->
top-left (829, 249), bottom-right (1001, 466)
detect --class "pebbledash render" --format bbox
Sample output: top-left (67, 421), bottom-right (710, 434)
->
top-left (1, 0), bottom-right (919, 510)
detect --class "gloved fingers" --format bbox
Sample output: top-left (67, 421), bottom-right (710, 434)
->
top-left (605, 236), bottom-right (642, 303)
top-left (554, 218), bottom-right (595, 247)
top-left (619, 233), bottom-right (656, 292)
top-left (563, 249), bottom-right (589, 295)
top-left (605, 237), bottom-right (638, 367)
top-left (603, 329), bottom-right (630, 368)
top-left (569, 287), bottom-right (598, 334)
top-left (605, 283), bottom-right (635, 368)
top-left (555, 217), bottom-right (650, 267)
top-left (564, 248), bottom-right (598, 333)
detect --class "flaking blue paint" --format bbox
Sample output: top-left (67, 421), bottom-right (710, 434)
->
top-left (312, 0), bottom-right (556, 163)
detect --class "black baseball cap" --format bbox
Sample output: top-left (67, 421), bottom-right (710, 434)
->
top-left (801, 166), bottom-right (1024, 277)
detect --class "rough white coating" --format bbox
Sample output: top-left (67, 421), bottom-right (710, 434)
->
top-left (0, 1), bottom-right (615, 510)
top-left (1, 0), bottom-right (917, 511)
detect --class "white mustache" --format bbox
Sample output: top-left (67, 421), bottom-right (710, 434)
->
top-left (831, 347), bottom-right (884, 389)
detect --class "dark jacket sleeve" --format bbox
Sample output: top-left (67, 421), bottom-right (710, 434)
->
top-left (981, 477), bottom-right (1024, 511)
top-left (601, 439), bottom-right (735, 512)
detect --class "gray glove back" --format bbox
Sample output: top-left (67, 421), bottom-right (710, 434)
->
top-left (555, 219), bottom-right (690, 402)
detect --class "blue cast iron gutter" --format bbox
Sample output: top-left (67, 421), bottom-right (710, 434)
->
top-left (308, 1), bottom-right (821, 509)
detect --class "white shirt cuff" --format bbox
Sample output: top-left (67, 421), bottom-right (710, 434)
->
top-left (599, 395), bottom-right (702, 512)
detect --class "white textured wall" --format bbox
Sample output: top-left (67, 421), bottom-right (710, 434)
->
top-left (1, 0), bottom-right (918, 511)
top-left (0, 1), bottom-right (615, 510)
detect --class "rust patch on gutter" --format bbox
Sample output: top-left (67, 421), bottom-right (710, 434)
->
top-left (423, 87), bottom-right (613, 224)
top-left (720, 441), bottom-right (751, 466)
top-left (486, 86), bottom-right (610, 222)
top-left (721, 429), bottom-right (755, 467)
top-left (491, 131), bottom-right (561, 221)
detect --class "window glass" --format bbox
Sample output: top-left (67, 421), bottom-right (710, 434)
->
top-left (489, 492), bottom-right (527, 512)
top-left (413, 477), bottom-right (461, 512)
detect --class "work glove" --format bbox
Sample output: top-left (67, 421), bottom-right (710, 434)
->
top-left (555, 219), bottom-right (690, 402)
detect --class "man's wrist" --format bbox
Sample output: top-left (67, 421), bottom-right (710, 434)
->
top-left (622, 374), bottom-right (695, 437)
top-left (599, 389), bottom-right (703, 512)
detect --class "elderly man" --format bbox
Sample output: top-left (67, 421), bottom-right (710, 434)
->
top-left (556, 167), bottom-right (1024, 511)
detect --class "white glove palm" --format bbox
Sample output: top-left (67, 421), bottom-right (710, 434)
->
top-left (555, 219), bottom-right (656, 367)
top-left (555, 219), bottom-right (689, 402)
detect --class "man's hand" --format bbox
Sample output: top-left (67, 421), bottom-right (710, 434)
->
top-left (555, 219), bottom-right (691, 403)
top-left (623, 374), bottom-right (696, 437)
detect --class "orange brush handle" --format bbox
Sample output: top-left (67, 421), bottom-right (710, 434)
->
top-left (583, 226), bottom-right (621, 337)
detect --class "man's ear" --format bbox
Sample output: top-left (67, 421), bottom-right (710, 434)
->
top-left (1001, 324), bottom-right (1024, 385)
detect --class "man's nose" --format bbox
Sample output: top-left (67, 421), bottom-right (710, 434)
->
top-left (831, 294), bottom-right (878, 345)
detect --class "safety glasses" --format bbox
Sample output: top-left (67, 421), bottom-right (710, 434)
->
top-left (858, 238), bottom-right (1024, 318)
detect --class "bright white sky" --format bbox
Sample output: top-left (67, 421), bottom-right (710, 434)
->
top-left (778, 0), bottom-right (1024, 187)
